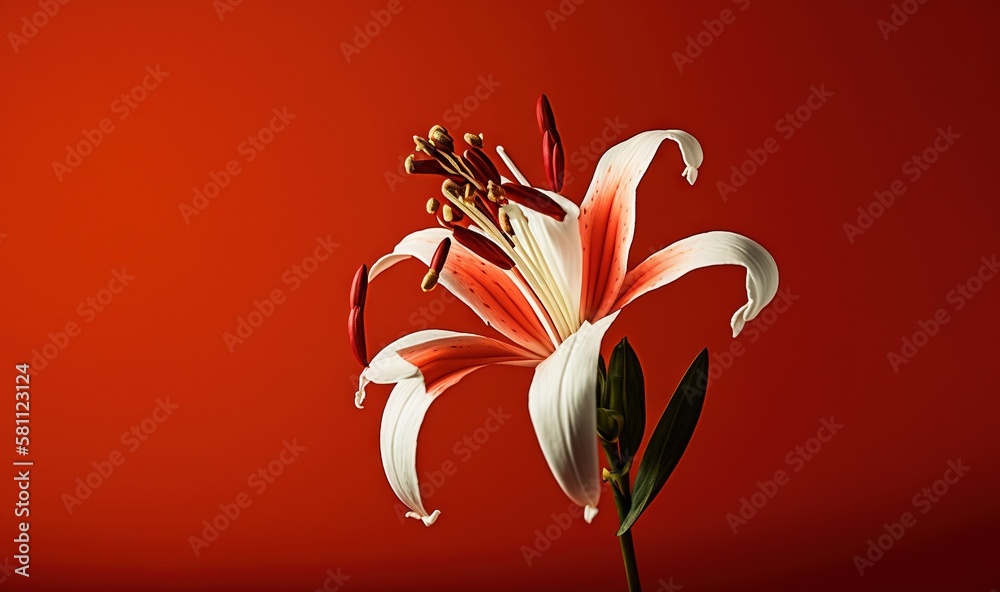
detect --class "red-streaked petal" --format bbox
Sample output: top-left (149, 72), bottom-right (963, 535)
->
top-left (578, 130), bottom-right (704, 321)
top-left (612, 231), bottom-right (778, 337)
top-left (369, 228), bottom-right (552, 356)
top-left (361, 330), bottom-right (542, 525)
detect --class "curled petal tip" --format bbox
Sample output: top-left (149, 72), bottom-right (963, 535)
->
top-left (405, 510), bottom-right (441, 526)
top-left (731, 304), bottom-right (752, 338)
top-left (354, 391), bottom-right (366, 409)
top-left (683, 165), bottom-right (699, 185)
top-left (584, 505), bottom-right (599, 524)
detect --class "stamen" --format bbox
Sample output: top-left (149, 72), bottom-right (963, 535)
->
top-left (421, 238), bottom-right (451, 292)
top-left (496, 145), bottom-right (530, 186)
top-left (542, 130), bottom-right (565, 193)
top-left (430, 237), bottom-right (451, 272)
top-left (425, 198), bottom-right (440, 214)
top-left (462, 182), bottom-right (476, 205)
top-left (451, 226), bottom-right (515, 270)
top-left (441, 179), bottom-right (462, 201)
top-left (536, 94), bottom-right (557, 137)
top-left (349, 307), bottom-right (368, 367)
top-left (441, 204), bottom-right (463, 222)
top-left (486, 180), bottom-right (505, 203)
top-left (499, 208), bottom-right (514, 235)
top-left (405, 154), bottom-right (448, 176)
top-left (465, 147), bottom-right (501, 185)
top-left (350, 264), bottom-right (368, 309)
top-left (428, 125), bottom-right (454, 153)
top-left (501, 183), bottom-right (567, 221)
top-left (463, 132), bottom-right (484, 148)
top-left (349, 264), bottom-right (370, 367)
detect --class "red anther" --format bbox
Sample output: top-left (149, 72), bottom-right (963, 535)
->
top-left (468, 146), bottom-right (502, 184)
top-left (430, 238), bottom-right (451, 274)
top-left (536, 94), bottom-right (557, 136)
top-left (501, 182), bottom-right (567, 222)
top-left (406, 157), bottom-right (449, 176)
top-left (461, 151), bottom-right (491, 186)
top-left (552, 140), bottom-right (565, 193)
top-left (350, 264), bottom-right (368, 308)
top-left (348, 306), bottom-right (369, 367)
top-left (542, 130), bottom-right (558, 192)
top-left (451, 226), bottom-right (515, 270)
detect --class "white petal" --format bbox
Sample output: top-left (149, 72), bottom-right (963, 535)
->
top-left (369, 228), bottom-right (553, 356)
top-left (380, 378), bottom-right (440, 526)
top-left (501, 190), bottom-right (583, 328)
top-left (528, 312), bottom-right (619, 518)
top-left (613, 231), bottom-right (779, 337)
top-left (578, 130), bottom-right (704, 320)
top-left (362, 331), bottom-right (539, 524)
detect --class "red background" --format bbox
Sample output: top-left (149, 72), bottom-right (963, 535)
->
top-left (1, 1), bottom-right (998, 590)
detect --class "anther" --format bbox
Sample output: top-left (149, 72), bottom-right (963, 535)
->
top-left (501, 183), bottom-right (567, 221)
top-left (441, 179), bottom-right (462, 201)
top-left (425, 198), bottom-right (440, 214)
top-left (451, 226), bottom-right (515, 270)
top-left (486, 180), bottom-right (505, 203)
top-left (429, 125), bottom-right (454, 153)
top-left (441, 204), bottom-right (463, 222)
top-left (405, 154), bottom-right (448, 176)
top-left (464, 132), bottom-right (484, 148)
top-left (421, 238), bottom-right (451, 292)
top-left (350, 264), bottom-right (368, 309)
top-left (499, 208), bottom-right (515, 235)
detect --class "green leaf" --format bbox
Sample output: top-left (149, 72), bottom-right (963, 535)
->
top-left (617, 348), bottom-right (709, 536)
top-left (607, 338), bottom-right (645, 463)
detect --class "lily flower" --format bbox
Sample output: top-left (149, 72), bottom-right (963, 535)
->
top-left (350, 98), bottom-right (779, 526)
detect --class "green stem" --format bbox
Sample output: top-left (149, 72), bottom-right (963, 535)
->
top-left (604, 445), bottom-right (641, 592)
